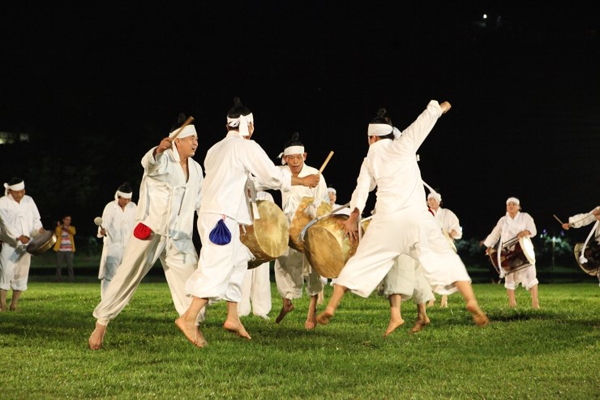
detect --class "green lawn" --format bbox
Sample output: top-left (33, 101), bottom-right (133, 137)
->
top-left (1, 283), bottom-right (599, 399)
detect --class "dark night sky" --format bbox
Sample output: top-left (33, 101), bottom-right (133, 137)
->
top-left (1, 2), bottom-right (599, 240)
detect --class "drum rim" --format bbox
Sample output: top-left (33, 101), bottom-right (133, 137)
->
top-left (26, 231), bottom-right (57, 255)
top-left (518, 236), bottom-right (536, 264)
top-left (574, 242), bottom-right (600, 276)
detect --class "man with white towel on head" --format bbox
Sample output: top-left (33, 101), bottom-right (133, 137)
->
top-left (482, 197), bottom-right (539, 309)
top-left (316, 101), bottom-right (489, 329)
top-left (272, 132), bottom-right (329, 330)
top-left (176, 98), bottom-right (320, 348)
top-left (426, 191), bottom-right (462, 308)
top-left (0, 178), bottom-right (45, 312)
top-left (97, 182), bottom-right (137, 298)
top-left (89, 119), bottom-right (203, 350)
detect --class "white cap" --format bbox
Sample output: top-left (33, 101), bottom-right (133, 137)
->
top-left (328, 187), bottom-right (336, 194)
top-left (427, 192), bottom-right (442, 202)
top-left (506, 197), bottom-right (520, 205)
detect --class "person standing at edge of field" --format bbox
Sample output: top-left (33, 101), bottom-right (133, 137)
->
top-left (176, 97), bottom-right (320, 348)
top-left (482, 197), bottom-right (540, 309)
top-left (88, 117), bottom-right (203, 350)
top-left (0, 177), bottom-right (45, 311)
top-left (97, 182), bottom-right (137, 298)
top-left (54, 215), bottom-right (76, 282)
top-left (316, 101), bottom-right (489, 330)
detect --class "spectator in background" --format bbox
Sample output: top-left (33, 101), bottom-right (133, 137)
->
top-left (54, 215), bottom-right (76, 282)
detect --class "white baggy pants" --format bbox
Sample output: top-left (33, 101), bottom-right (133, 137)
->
top-left (336, 208), bottom-right (471, 298)
top-left (0, 244), bottom-right (31, 291)
top-left (382, 254), bottom-right (434, 304)
top-left (238, 261), bottom-right (272, 317)
top-left (275, 247), bottom-right (324, 300)
top-left (93, 234), bottom-right (198, 325)
top-left (505, 264), bottom-right (539, 290)
top-left (185, 214), bottom-right (252, 303)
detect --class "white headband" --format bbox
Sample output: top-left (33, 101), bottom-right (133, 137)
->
top-left (169, 125), bottom-right (197, 139)
top-left (227, 113), bottom-right (254, 137)
top-left (277, 145), bottom-right (305, 165)
top-left (328, 187), bottom-right (336, 194)
top-left (4, 181), bottom-right (24, 196)
top-left (506, 197), bottom-right (520, 205)
top-left (116, 190), bottom-right (132, 200)
top-left (427, 192), bottom-right (442, 202)
top-left (367, 123), bottom-right (393, 137)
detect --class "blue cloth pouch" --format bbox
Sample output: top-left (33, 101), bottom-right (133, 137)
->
top-left (209, 218), bottom-right (231, 245)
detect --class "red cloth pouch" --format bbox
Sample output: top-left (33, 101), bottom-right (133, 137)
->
top-left (133, 223), bottom-right (152, 240)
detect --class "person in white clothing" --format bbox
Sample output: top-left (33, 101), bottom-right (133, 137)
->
top-left (328, 187), bottom-right (351, 216)
top-left (382, 254), bottom-right (434, 336)
top-left (482, 197), bottom-right (539, 309)
top-left (177, 98), bottom-right (320, 348)
top-left (561, 206), bottom-right (600, 283)
top-left (426, 191), bottom-right (462, 308)
top-left (89, 119), bottom-right (203, 350)
top-left (272, 132), bottom-right (329, 330)
top-left (0, 178), bottom-right (45, 312)
top-left (316, 102), bottom-right (488, 330)
top-left (238, 190), bottom-right (274, 319)
top-left (97, 182), bottom-right (137, 298)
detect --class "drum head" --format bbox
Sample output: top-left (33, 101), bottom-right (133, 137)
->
top-left (26, 230), bottom-right (57, 256)
top-left (241, 200), bottom-right (288, 269)
top-left (304, 215), bottom-right (357, 279)
top-left (574, 242), bottom-right (600, 276)
top-left (289, 197), bottom-right (332, 253)
top-left (518, 236), bottom-right (536, 264)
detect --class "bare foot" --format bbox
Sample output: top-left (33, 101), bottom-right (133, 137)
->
top-left (384, 318), bottom-right (404, 337)
top-left (509, 302), bottom-right (517, 308)
top-left (316, 309), bottom-right (334, 325)
top-left (223, 320), bottom-right (252, 340)
top-left (175, 317), bottom-right (207, 348)
top-left (427, 299), bottom-right (435, 308)
top-left (89, 322), bottom-right (107, 350)
top-left (409, 318), bottom-right (430, 334)
top-left (9, 306), bottom-right (18, 312)
top-left (466, 301), bottom-right (489, 327)
top-left (275, 302), bottom-right (295, 324)
top-left (532, 302), bottom-right (540, 309)
top-left (305, 314), bottom-right (317, 330)
top-left (440, 296), bottom-right (448, 308)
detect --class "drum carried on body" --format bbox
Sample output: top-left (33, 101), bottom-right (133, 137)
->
top-left (26, 230), bottom-right (57, 256)
top-left (573, 242), bottom-right (600, 277)
top-left (487, 236), bottom-right (536, 276)
top-left (289, 196), bottom-right (332, 253)
top-left (240, 200), bottom-right (288, 269)
top-left (303, 214), bottom-right (358, 279)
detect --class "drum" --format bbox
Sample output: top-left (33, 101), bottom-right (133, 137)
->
top-left (289, 196), bottom-right (332, 253)
top-left (26, 230), bottom-right (57, 256)
top-left (303, 214), bottom-right (358, 279)
top-left (574, 242), bottom-right (600, 276)
top-left (488, 236), bottom-right (535, 276)
top-left (240, 200), bottom-right (288, 269)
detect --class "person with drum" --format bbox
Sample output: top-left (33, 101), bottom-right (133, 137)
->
top-left (482, 197), bottom-right (540, 309)
top-left (426, 191), bottom-right (462, 308)
top-left (238, 190), bottom-right (274, 320)
top-left (328, 187), bottom-right (351, 216)
top-left (316, 101), bottom-right (489, 329)
top-left (176, 98), bottom-right (320, 348)
top-left (96, 182), bottom-right (137, 298)
top-left (0, 178), bottom-right (45, 312)
top-left (270, 132), bottom-right (330, 330)
top-left (88, 118), bottom-right (203, 350)
top-left (562, 206), bottom-right (600, 284)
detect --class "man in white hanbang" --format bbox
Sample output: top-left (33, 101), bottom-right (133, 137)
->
top-left (177, 98), bottom-right (320, 348)
top-left (483, 197), bottom-right (540, 309)
top-left (328, 187), bottom-right (351, 216)
top-left (89, 120), bottom-right (203, 350)
top-left (382, 254), bottom-right (434, 336)
top-left (238, 190), bottom-right (274, 320)
top-left (97, 182), bottom-right (137, 298)
top-left (269, 132), bottom-right (330, 330)
top-left (562, 205), bottom-right (600, 284)
top-left (0, 178), bottom-right (45, 312)
top-left (316, 101), bottom-right (489, 329)
top-left (426, 191), bottom-right (462, 308)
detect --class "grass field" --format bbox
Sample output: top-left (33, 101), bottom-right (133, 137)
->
top-left (1, 282), bottom-right (599, 399)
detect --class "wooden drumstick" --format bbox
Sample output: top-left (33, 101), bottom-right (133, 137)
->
top-left (318, 151), bottom-right (334, 174)
top-left (553, 214), bottom-right (565, 225)
top-left (170, 116), bottom-right (195, 140)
